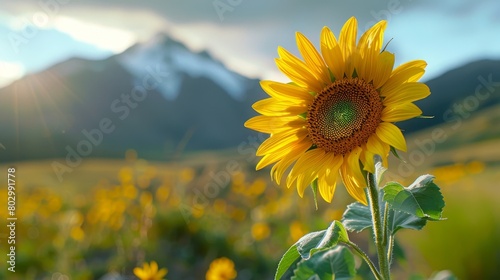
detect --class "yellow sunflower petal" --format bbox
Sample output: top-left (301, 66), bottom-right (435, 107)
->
top-left (252, 98), bottom-right (307, 116)
top-left (256, 128), bottom-right (307, 156)
top-left (356, 20), bottom-right (387, 82)
top-left (271, 139), bottom-right (312, 184)
top-left (296, 151), bottom-right (329, 196)
top-left (362, 134), bottom-right (389, 173)
top-left (287, 149), bottom-right (325, 195)
top-left (320, 26), bottom-right (345, 80)
top-left (357, 20), bottom-right (387, 54)
top-left (343, 176), bottom-right (368, 205)
top-left (376, 122), bottom-right (407, 152)
top-left (344, 146), bottom-right (366, 187)
top-left (339, 17), bottom-right (358, 76)
top-left (296, 32), bottom-right (330, 84)
top-left (318, 171), bottom-right (338, 203)
top-left (392, 60), bottom-right (427, 82)
top-left (382, 102), bottom-right (423, 122)
top-left (260, 80), bottom-right (314, 103)
top-left (297, 151), bottom-right (334, 195)
top-left (366, 134), bottom-right (387, 159)
top-left (276, 48), bottom-right (323, 92)
top-left (340, 147), bottom-right (368, 205)
top-left (382, 67), bottom-right (426, 96)
top-left (362, 149), bottom-right (376, 174)
top-left (244, 115), bottom-right (304, 134)
top-left (274, 62), bottom-right (316, 91)
top-left (256, 154), bottom-right (281, 171)
top-left (256, 140), bottom-right (306, 171)
top-left (257, 139), bottom-right (310, 170)
top-left (317, 154), bottom-right (343, 202)
top-left (325, 155), bottom-right (343, 186)
top-left (372, 51), bottom-right (395, 89)
top-left (382, 82), bottom-right (430, 107)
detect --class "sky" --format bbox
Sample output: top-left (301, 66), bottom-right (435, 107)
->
top-left (1, 0), bottom-right (500, 88)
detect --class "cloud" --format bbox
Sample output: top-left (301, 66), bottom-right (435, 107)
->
top-left (53, 16), bottom-right (136, 53)
top-left (1, 0), bottom-right (500, 85)
top-left (0, 22), bottom-right (114, 75)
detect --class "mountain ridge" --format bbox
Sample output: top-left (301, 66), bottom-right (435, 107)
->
top-left (0, 33), bottom-right (499, 163)
top-left (0, 33), bottom-right (265, 162)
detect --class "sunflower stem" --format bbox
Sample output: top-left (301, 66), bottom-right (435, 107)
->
top-left (387, 233), bottom-right (395, 268)
top-left (343, 241), bottom-right (383, 280)
top-left (367, 172), bottom-right (391, 280)
top-left (382, 202), bottom-right (389, 246)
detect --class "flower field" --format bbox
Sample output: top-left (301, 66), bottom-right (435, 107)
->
top-left (1, 137), bottom-right (499, 279)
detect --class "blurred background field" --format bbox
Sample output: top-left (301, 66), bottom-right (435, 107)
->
top-left (1, 0), bottom-right (500, 279)
top-left (1, 107), bottom-right (500, 279)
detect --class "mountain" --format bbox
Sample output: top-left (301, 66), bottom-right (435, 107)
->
top-left (0, 34), bottom-right (265, 162)
top-left (0, 33), bottom-right (499, 163)
top-left (117, 33), bottom-right (250, 101)
top-left (399, 59), bottom-right (500, 133)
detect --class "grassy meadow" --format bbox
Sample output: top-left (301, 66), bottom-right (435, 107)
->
top-left (1, 107), bottom-right (499, 280)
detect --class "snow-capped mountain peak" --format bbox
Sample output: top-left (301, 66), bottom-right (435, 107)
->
top-left (117, 33), bottom-right (249, 100)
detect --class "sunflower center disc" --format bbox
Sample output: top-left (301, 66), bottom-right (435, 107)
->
top-left (307, 78), bottom-right (383, 155)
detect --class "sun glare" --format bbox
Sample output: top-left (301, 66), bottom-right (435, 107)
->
top-left (0, 61), bottom-right (25, 87)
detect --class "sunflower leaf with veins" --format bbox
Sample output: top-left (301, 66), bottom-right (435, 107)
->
top-left (275, 221), bottom-right (350, 280)
top-left (383, 175), bottom-right (445, 221)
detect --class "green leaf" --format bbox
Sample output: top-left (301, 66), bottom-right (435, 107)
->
top-left (275, 221), bottom-right (350, 279)
top-left (311, 180), bottom-right (319, 210)
top-left (342, 198), bottom-right (428, 234)
top-left (296, 230), bottom-right (327, 259)
top-left (275, 244), bottom-right (301, 280)
top-left (299, 221), bottom-right (349, 259)
top-left (276, 231), bottom-right (325, 280)
top-left (341, 202), bottom-right (372, 233)
top-left (383, 175), bottom-right (445, 220)
top-left (388, 205), bottom-right (427, 234)
top-left (390, 146), bottom-right (406, 162)
top-left (292, 246), bottom-right (356, 280)
top-left (314, 221), bottom-right (349, 249)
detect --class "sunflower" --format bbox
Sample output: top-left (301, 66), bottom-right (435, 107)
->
top-left (133, 261), bottom-right (168, 280)
top-left (244, 17), bottom-right (430, 205)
